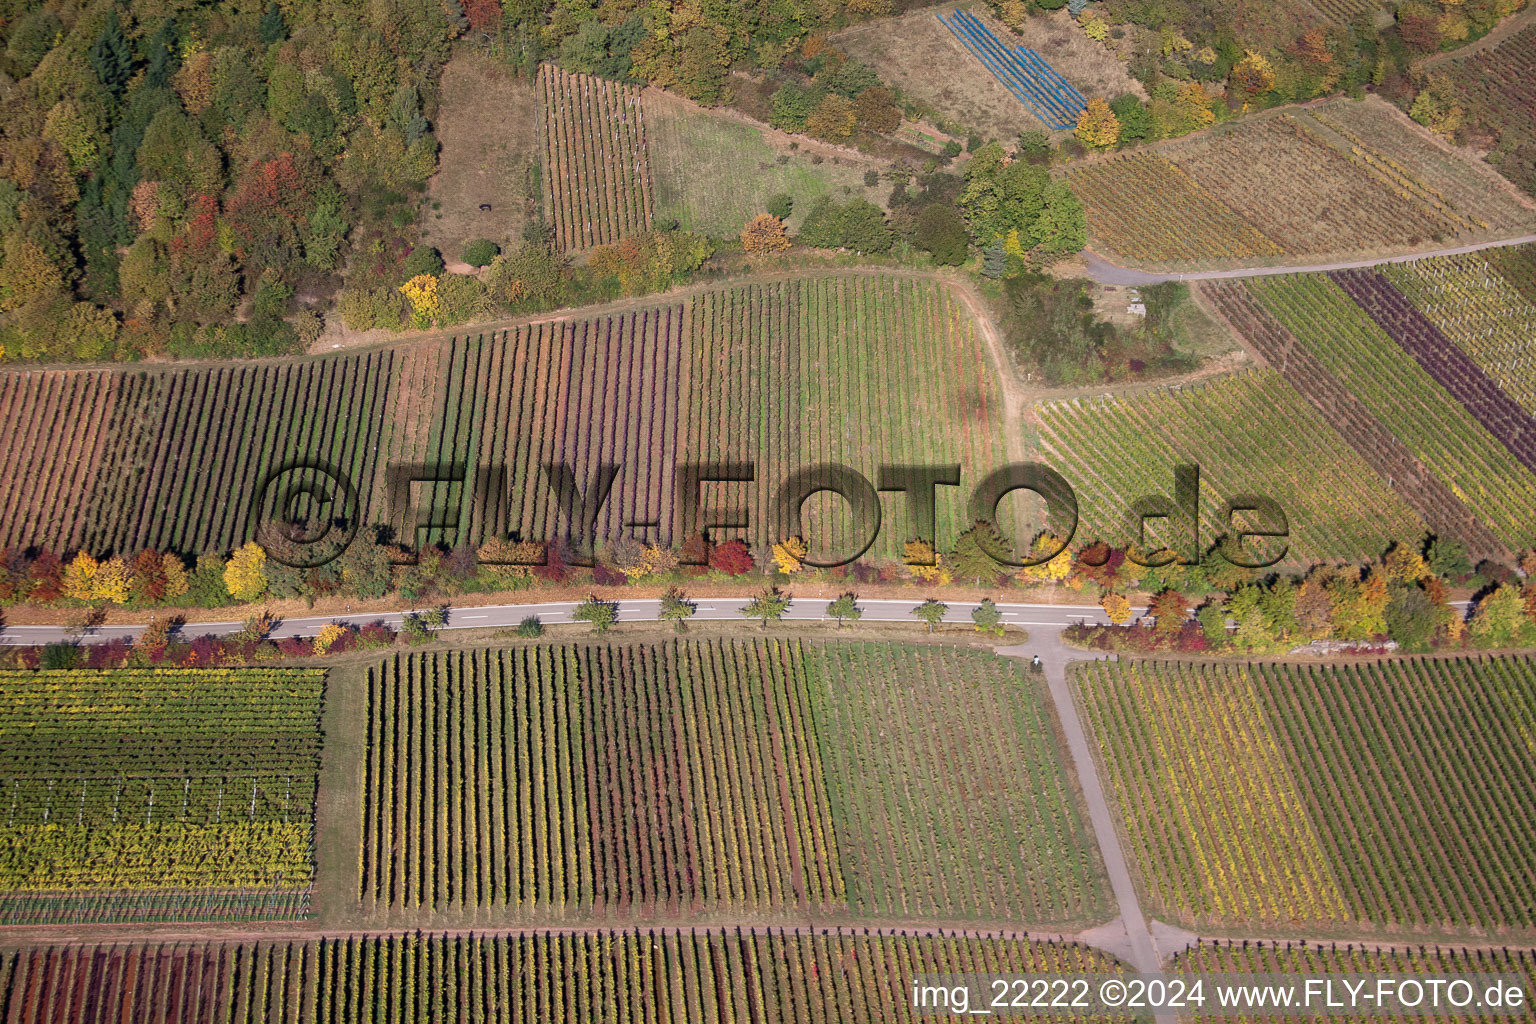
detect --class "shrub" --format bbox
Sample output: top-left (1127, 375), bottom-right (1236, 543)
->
top-left (401, 244), bottom-right (445, 282)
top-left (461, 238), bottom-right (499, 267)
top-left (766, 193), bottom-right (793, 220)
top-left (516, 615), bottom-right (544, 638)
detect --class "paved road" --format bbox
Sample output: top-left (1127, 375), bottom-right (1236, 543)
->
top-left (1083, 234), bottom-right (1536, 285)
top-left (0, 597), bottom-right (1123, 645)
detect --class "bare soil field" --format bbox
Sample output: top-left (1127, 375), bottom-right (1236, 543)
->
top-left (421, 53), bottom-right (539, 261)
top-left (835, 3), bottom-right (1140, 140)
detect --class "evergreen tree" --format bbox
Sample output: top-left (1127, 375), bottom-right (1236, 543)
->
top-left (90, 12), bottom-right (134, 99)
top-left (982, 239), bottom-right (1008, 279)
top-left (259, 2), bottom-right (288, 44)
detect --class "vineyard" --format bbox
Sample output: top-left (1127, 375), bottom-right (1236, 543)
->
top-left (1034, 368), bottom-right (1423, 563)
top-left (0, 351), bottom-right (393, 558)
top-left (937, 9), bottom-right (1087, 130)
top-left (1383, 253), bottom-right (1536, 412)
top-left (406, 274), bottom-right (1009, 560)
top-left (802, 641), bottom-right (1108, 924)
top-left (0, 274), bottom-right (1003, 563)
top-left (537, 64), bottom-right (653, 251)
top-left (645, 89), bottom-right (882, 236)
top-left (1235, 273), bottom-right (1536, 552)
top-left (359, 641), bottom-right (844, 916)
top-left (358, 640), bottom-right (1106, 925)
top-left (1074, 656), bottom-right (1536, 934)
top-left (0, 370), bottom-right (118, 553)
top-left (1441, 22), bottom-right (1536, 193)
top-left (1067, 152), bottom-right (1282, 264)
top-left (0, 668), bottom-right (325, 925)
top-left (1166, 115), bottom-right (1447, 255)
top-left (1069, 99), bottom-right (1535, 269)
top-left (1330, 268), bottom-right (1536, 479)
top-left (1175, 940), bottom-right (1536, 1024)
top-left (0, 929), bottom-right (1133, 1024)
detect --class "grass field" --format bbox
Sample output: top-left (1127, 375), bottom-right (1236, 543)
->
top-left (1034, 369), bottom-right (1424, 563)
top-left (645, 89), bottom-right (883, 237)
top-left (355, 639), bottom-right (1108, 926)
top-left (422, 55), bottom-right (538, 262)
top-left (1075, 655), bottom-right (1536, 935)
top-left (0, 668), bottom-right (325, 925)
top-left (1070, 98), bottom-right (1536, 269)
top-left (0, 930), bottom-right (1134, 1024)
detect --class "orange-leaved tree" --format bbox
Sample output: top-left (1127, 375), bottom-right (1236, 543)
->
top-left (741, 213), bottom-right (791, 256)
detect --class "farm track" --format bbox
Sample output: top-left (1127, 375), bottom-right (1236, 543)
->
top-left (1082, 232), bottom-right (1536, 285)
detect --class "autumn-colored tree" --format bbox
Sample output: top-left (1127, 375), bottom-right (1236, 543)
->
top-left (399, 274), bottom-right (442, 327)
top-left (1229, 49), bottom-right (1276, 98)
top-left (1383, 543), bottom-right (1430, 583)
top-left (742, 213), bottom-right (792, 256)
top-left (1019, 532), bottom-right (1072, 584)
top-left (1396, 1), bottom-right (1443, 51)
top-left (224, 542), bottom-right (269, 602)
top-left (1291, 26), bottom-right (1334, 68)
top-left (1075, 97), bottom-right (1122, 150)
top-left (63, 552), bottom-right (99, 602)
top-left (1409, 74), bottom-right (1465, 136)
top-left (42, 101), bottom-right (98, 170)
top-left (709, 539), bottom-right (756, 576)
top-left (1294, 571), bottom-right (1333, 638)
top-left (1101, 592), bottom-right (1132, 625)
top-left (129, 550), bottom-right (169, 602)
top-left (772, 536), bottom-right (808, 574)
top-left (129, 180), bottom-right (162, 233)
top-left (174, 49), bottom-right (215, 114)
top-left (852, 86), bottom-right (901, 133)
top-left (806, 93), bottom-right (857, 142)
top-left (162, 553), bottom-right (190, 600)
top-left (312, 622), bottom-right (349, 655)
top-left (1149, 589), bottom-right (1189, 634)
top-left (0, 234), bottom-right (63, 314)
top-left (464, 0), bottom-right (503, 30)
top-left (1470, 584), bottom-right (1529, 647)
top-left (903, 538), bottom-right (951, 583)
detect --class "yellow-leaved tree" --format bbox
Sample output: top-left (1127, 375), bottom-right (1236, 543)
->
top-left (1075, 98), bottom-right (1122, 150)
top-left (93, 556), bottom-right (132, 604)
top-left (1229, 49), bottom-right (1276, 99)
top-left (1019, 532), bottom-right (1072, 585)
top-left (772, 537), bottom-right (808, 574)
top-left (398, 274), bottom-right (441, 328)
top-left (224, 542), bottom-right (269, 602)
top-left (1101, 592), bottom-right (1132, 625)
top-left (63, 552), bottom-right (99, 602)
top-left (312, 623), bottom-right (348, 655)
